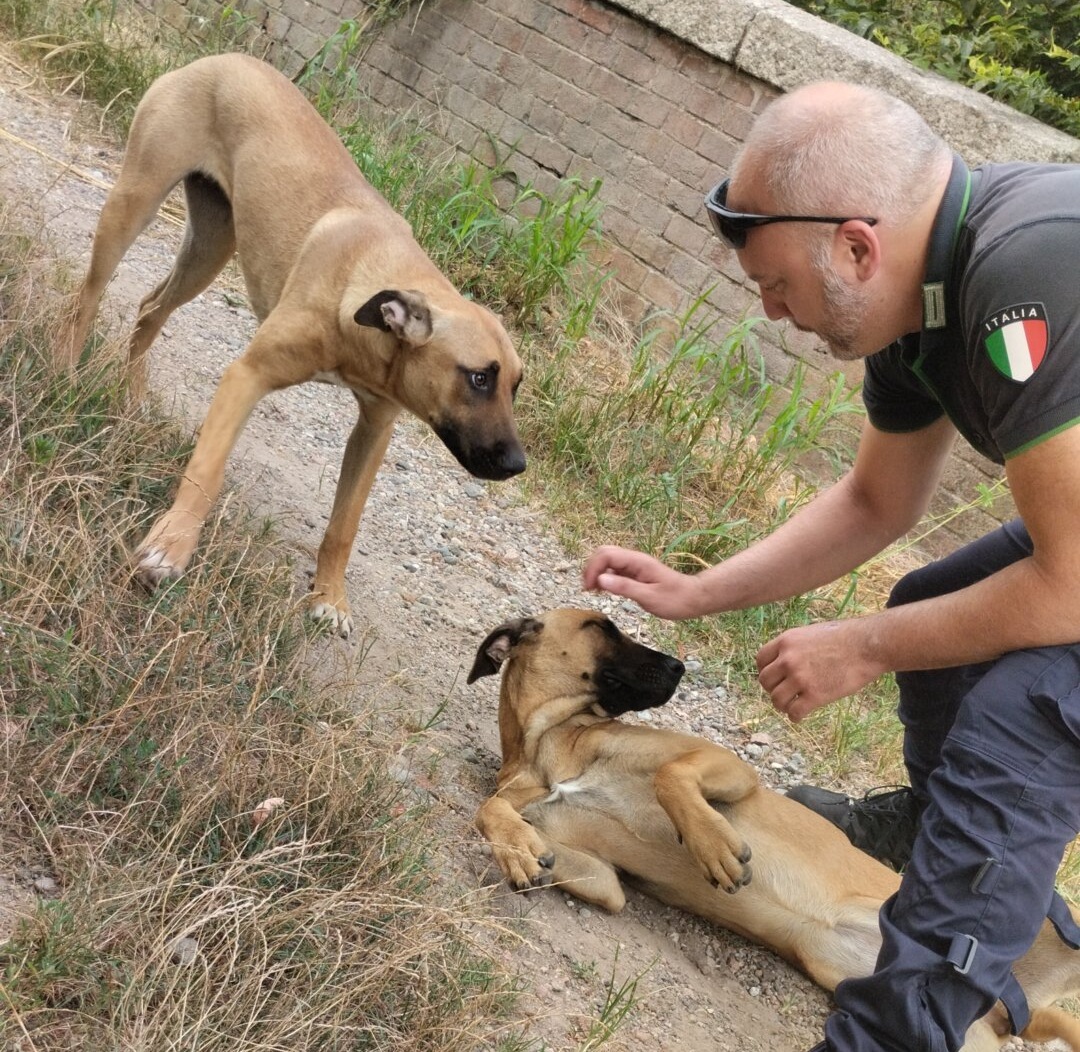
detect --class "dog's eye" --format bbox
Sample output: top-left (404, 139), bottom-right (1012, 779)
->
top-left (470, 371), bottom-right (489, 390)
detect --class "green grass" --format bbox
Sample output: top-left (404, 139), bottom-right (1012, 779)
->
top-left (789, 0), bottom-right (1080, 138)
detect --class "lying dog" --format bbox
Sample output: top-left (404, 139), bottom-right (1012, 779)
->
top-left (57, 53), bottom-right (525, 636)
top-left (469, 608), bottom-right (1080, 1051)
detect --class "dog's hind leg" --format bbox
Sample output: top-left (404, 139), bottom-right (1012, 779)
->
top-left (127, 172), bottom-right (236, 399)
top-left (57, 163), bottom-right (185, 374)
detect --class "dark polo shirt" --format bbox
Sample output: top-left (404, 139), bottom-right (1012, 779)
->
top-left (862, 154), bottom-right (1080, 464)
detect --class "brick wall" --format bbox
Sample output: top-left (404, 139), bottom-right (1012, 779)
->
top-left (346, 0), bottom-right (780, 345)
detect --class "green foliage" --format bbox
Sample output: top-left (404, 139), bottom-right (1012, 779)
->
top-left (296, 5), bottom-right (415, 97)
top-left (431, 158), bottom-right (607, 331)
top-left (791, 0), bottom-right (1080, 136)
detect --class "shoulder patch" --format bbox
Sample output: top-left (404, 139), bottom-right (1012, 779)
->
top-left (982, 301), bottom-right (1048, 383)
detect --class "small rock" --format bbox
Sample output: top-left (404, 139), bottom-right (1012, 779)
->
top-left (169, 936), bottom-right (199, 966)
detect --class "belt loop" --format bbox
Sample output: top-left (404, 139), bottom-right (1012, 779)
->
top-left (946, 932), bottom-right (978, 975)
top-left (998, 972), bottom-right (1031, 1036)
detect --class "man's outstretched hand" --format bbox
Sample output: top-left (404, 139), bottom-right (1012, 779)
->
top-left (582, 545), bottom-right (705, 620)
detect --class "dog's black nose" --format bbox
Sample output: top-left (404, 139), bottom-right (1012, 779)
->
top-left (664, 656), bottom-right (686, 680)
top-left (435, 424), bottom-right (527, 480)
top-left (484, 442), bottom-right (526, 480)
top-left (497, 442), bottom-right (526, 478)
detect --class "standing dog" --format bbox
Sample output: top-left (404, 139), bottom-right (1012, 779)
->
top-left (57, 54), bottom-right (525, 636)
top-left (469, 608), bottom-right (1080, 1051)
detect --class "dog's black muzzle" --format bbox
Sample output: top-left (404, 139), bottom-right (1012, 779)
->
top-left (435, 425), bottom-right (526, 481)
top-left (595, 647), bottom-right (685, 716)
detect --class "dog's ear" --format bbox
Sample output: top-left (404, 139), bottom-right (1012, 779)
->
top-left (354, 289), bottom-right (433, 347)
top-left (467, 617), bottom-right (543, 684)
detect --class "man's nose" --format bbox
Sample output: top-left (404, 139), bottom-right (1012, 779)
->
top-left (759, 289), bottom-right (790, 321)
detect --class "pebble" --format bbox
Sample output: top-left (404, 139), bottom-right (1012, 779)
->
top-left (169, 936), bottom-right (199, 966)
top-left (32, 875), bottom-right (58, 895)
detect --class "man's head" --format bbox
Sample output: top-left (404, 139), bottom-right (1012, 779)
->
top-left (717, 81), bottom-right (953, 359)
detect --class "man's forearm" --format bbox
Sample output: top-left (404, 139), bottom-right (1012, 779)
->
top-left (851, 555), bottom-right (1080, 674)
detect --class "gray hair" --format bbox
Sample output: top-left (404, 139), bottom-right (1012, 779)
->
top-left (732, 83), bottom-right (951, 226)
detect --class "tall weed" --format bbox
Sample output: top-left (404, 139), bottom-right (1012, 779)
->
top-left (525, 293), bottom-right (861, 562)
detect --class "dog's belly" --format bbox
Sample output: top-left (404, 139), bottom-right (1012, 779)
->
top-left (522, 773), bottom-right (888, 986)
top-left (522, 774), bottom-right (685, 867)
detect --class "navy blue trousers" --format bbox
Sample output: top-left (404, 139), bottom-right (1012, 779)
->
top-left (823, 520), bottom-right (1080, 1052)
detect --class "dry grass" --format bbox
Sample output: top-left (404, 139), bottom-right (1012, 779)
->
top-left (0, 216), bottom-right (520, 1051)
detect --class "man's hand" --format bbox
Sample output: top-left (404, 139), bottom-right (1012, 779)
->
top-left (755, 620), bottom-right (885, 722)
top-left (582, 545), bottom-right (704, 620)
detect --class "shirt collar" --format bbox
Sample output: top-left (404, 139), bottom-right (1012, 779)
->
top-left (922, 153), bottom-right (975, 331)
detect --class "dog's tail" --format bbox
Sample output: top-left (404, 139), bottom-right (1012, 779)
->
top-left (1021, 1004), bottom-right (1080, 1049)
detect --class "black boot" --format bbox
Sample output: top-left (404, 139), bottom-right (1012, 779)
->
top-left (785, 784), bottom-right (919, 871)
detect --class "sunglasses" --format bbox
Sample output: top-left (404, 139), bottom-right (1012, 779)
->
top-left (704, 178), bottom-right (878, 249)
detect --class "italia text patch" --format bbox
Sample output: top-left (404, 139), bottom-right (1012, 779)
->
top-left (982, 302), bottom-right (1048, 382)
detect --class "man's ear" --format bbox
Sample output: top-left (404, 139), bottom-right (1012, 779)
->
top-left (836, 220), bottom-right (880, 282)
top-left (354, 289), bottom-right (433, 347)
top-left (467, 617), bottom-right (543, 684)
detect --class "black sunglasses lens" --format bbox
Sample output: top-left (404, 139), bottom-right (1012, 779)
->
top-left (705, 181), bottom-right (746, 249)
top-left (719, 217), bottom-right (745, 249)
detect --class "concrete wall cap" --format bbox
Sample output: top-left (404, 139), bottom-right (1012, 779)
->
top-left (609, 0), bottom-right (1080, 164)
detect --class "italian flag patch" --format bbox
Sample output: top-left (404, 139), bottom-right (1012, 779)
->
top-left (983, 302), bottom-right (1048, 382)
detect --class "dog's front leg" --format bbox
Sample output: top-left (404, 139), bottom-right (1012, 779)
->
top-left (653, 747), bottom-right (757, 894)
top-left (1019, 1005), bottom-right (1080, 1048)
top-left (307, 393), bottom-right (400, 637)
top-left (135, 323), bottom-right (316, 587)
top-left (476, 793), bottom-right (555, 891)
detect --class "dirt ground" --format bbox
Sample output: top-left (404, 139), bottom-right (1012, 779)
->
top-left (0, 44), bottom-right (1043, 1052)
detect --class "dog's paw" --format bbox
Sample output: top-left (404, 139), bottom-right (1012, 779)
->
top-left (306, 598), bottom-right (354, 638)
top-left (720, 860), bottom-right (753, 894)
top-left (134, 511), bottom-right (201, 589)
top-left (688, 837), bottom-right (753, 894)
top-left (134, 546), bottom-right (185, 590)
top-left (493, 843), bottom-right (555, 893)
